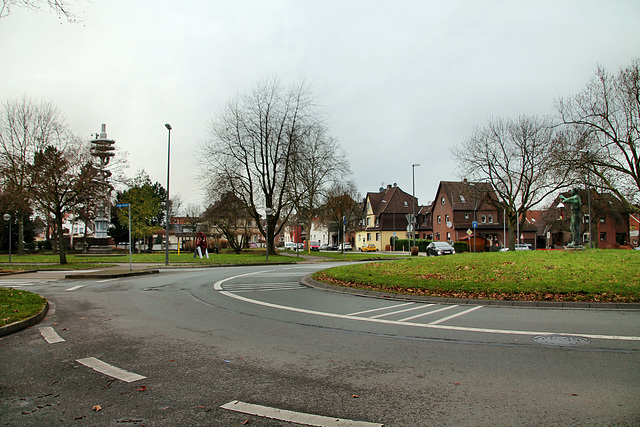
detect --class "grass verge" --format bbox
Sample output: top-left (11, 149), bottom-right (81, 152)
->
top-left (313, 250), bottom-right (640, 302)
top-left (0, 288), bottom-right (47, 326)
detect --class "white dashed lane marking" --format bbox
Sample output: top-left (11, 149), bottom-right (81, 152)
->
top-left (221, 400), bottom-right (383, 427)
top-left (76, 357), bottom-right (146, 383)
top-left (39, 327), bottom-right (65, 344)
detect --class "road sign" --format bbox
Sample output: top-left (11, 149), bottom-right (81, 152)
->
top-left (116, 203), bottom-right (130, 208)
top-left (406, 224), bottom-right (414, 233)
top-left (472, 220), bottom-right (478, 228)
top-left (466, 229), bottom-right (473, 236)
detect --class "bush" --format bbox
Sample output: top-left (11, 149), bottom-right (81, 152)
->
top-left (453, 241), bottom-right (468, 253)
top-left (394, 239), bottom-right (432, 252)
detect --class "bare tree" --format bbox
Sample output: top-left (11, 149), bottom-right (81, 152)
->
top-left (452, 115), bottom-right (570, 249)
top-left (30, 138), bottom-right (99, 264)
top-left (1, 0), bottom-right (84, 21)
top-left (290, 124), bottom-right (350, 250)
top-left (0, 97), bottom-right (66, 254)
top-left (198, 78), bottom-right (324, 256)
top-left (320, 181), bottom-right (361, 243)
top-left (202, 192), bottom-right (252, 254)
top-left (557, 59), bottom-right (640, 212)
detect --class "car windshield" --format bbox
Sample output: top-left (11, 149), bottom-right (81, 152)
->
top-left (433, 242), bottom-right (451, 247)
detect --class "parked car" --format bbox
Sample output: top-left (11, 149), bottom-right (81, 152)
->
top-left (328, 244), bottom-right (339, 251)
top-left (284, 242), bottom-right (302, 250)
top-left (426, 241), bottom-right (456, 256)
top-left (360, 244), bottom-right (378, 252)
top-left (309, 241), bottom-right (320, 251)
top-left (338, 243), bottom-right (353, 251)
top-left (500, 244), bottom-right (533, 252)
top-left (320, 243), bottom-right (331, 251)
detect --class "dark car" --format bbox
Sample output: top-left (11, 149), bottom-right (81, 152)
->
top-left (426, 242), bottom-right (456, 256)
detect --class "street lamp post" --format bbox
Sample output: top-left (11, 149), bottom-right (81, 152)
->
top-left (411, 163), bottom-right (420, 250)
top-left (164, 123), bottom-right (172, 266)
top-left (3, 214), bottom-right (11, 263)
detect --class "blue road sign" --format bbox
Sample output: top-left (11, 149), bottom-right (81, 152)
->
top-left (472, 220), bottom-right (478, 228)
top-left (116, 203), bottom-right (130, 208)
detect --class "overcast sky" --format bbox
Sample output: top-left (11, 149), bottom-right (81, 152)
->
top-left (1, 0), bottom-right (639, 212)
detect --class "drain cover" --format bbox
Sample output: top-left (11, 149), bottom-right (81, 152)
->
top-left (532, 335), bottom-right (590, 346)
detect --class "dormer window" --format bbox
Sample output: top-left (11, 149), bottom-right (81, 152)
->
top-left (460, 195), bottom-right (466, 203)
top-left (404, 201), bottom-right (408, 207)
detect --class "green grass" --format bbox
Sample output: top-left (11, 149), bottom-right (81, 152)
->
top-left (313, 250), bottom-right (640, 302)
top-left (0, 288), bottom-right (47, 326)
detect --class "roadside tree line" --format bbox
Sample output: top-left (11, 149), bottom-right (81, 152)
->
top-left (452, 58), bottom-right (640, 248)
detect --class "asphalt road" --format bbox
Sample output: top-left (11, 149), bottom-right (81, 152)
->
top-left (1, 264), bottom-right (639, 426)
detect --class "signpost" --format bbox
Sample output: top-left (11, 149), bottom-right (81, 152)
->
top-left (472, 220), bottom-right (477, 253)
top-left (116, 203), bottom-right (132, 271)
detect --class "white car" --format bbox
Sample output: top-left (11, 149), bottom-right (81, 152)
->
top-left (338, 243), bottom-right (352, 251)
top-left (500, 244), bottom-right (533, 251)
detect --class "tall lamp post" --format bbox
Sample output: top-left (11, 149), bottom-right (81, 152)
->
top-left (411, 163), bottom-right (420, 250)
top-left (164, 123), bottom-right (172, 266)
top-left (3, 214), bottom-right (11, 263)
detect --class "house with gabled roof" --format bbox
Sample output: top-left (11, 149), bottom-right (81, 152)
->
top-left (430, 180), bottom-right (536, 250)
top-left (355, 184), bottom-right (418, 251)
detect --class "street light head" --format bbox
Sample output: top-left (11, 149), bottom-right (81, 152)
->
top-left (412, 163), bottom-right (420, 167)
top-left (165, 123), bottom-right (172, 130)
top-left (3, 214), bottom-right (10, 221)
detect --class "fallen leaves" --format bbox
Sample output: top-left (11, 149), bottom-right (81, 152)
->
top-left (92, 405), bottom-right (102, 412)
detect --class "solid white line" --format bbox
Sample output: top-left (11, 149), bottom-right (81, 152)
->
top-left (398, 304), bottom-right (458, 322)
top-left (428, 306), bottom-right (483, 325)
top-left (97, 278), bottom-right (119, 283)
top-left (370, 304), bottom-right (435, 319)
top-left (221, 400), bottom-right (383, 427)
top-left (212, 271), bottom-right (640, 342)
top-left (76, 357), bottom-right (146, 383)
top-left (65, 285), bottom-right (84, 291)
top-left (348, 302), bottom-right (415, 316)
top-left (39, 327), bottom-right (65, 344)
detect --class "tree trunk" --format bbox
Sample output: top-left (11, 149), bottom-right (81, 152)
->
top-left (17, 213), bottom-right (25, 255)
top-left (56, 213), bottom-right (67, 264)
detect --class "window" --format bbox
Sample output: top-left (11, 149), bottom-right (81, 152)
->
top-left (367, 233), bottom-right (371, 241)
top-left (600, 217), bottom-right (606, 224)
top-left (460, 195), bottom-right (466, 203)
top-left (446, 232), bottom-right (451, 241)
top-left (437, 215), bottom-right (441, 224)
top-left (481, 214), bottom-right (487, 223)
top-left (445, 215), bottom-right (450, 223)
top-left (366, 217), bottom-right (370, 226)
top-left (441, 197), bottom-right (445, 205)
top-left (375, 216), bottom-right (379, 226)
top-left (600, 232), bottom-right (607, 241)
top-left (376, 233), bottom-right (380, 241)
top-left (464, 213), bottom-right (469, 220)
top-left (584, 215), bottom-right (590, 224)
top-left (488, 214), bottom-right (493, 223)
top-left (403, 201), bottom-right (408, 207)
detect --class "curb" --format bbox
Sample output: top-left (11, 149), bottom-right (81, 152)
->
top-left (301, 275), bottom-right (640, 310)
top-left (0, 300), bottom-right (49, 338)
top-left (65, 269), bottom-right (160, 279)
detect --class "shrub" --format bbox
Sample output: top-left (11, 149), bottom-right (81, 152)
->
top-left (453, 241), bottom-right (468, 253)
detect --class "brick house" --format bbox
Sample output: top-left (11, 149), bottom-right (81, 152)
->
top-left (430, 180), bottom-right (517, 250)
top-left (540, 190), bottom-right (631, 249)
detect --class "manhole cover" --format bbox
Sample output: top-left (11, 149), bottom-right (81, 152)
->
top-left (532, 335), bottom-right (590, 346)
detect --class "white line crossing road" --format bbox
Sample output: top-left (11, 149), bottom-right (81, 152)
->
top-left (0, 279), bottom-right (58, 288)
top-left (222, 282), bottom-right (305, 293)
top-left (213, 270), bottom-right (640, 342)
